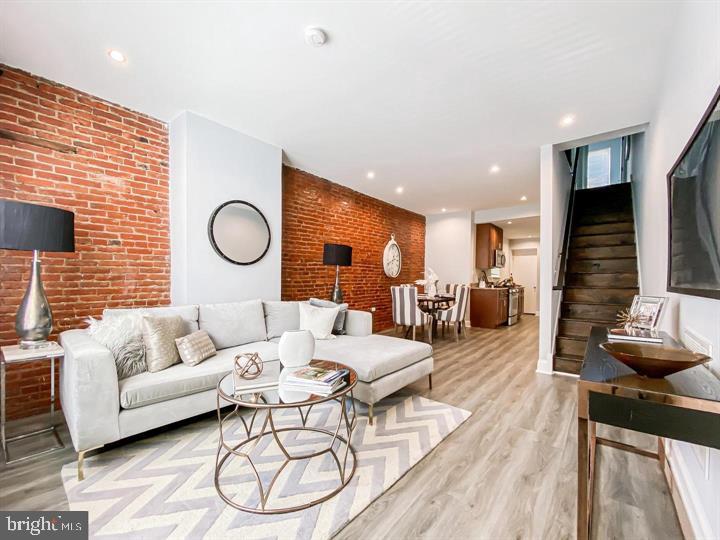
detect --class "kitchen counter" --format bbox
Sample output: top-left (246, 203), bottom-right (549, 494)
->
top-left (469, 287), bottom-right (524, 328)
top-left (471, 285), bottom-right (524, 290)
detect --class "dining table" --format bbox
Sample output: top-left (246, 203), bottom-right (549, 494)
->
top-left (417, 293), bottom-right (455, 338)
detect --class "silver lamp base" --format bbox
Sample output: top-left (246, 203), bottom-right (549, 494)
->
top-left (330, 264), bottom-right (344, 304)
top-left (15, 250), bottom-right (54, 350)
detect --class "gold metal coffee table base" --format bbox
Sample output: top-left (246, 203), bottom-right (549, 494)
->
top-left (214, 390), bottom-right (357, 515)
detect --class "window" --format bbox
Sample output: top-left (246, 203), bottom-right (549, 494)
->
top-left (586, 147), bottom-right (612, 188)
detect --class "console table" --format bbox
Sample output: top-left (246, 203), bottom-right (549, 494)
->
top-left (577, 327), bottom-right (720, 540)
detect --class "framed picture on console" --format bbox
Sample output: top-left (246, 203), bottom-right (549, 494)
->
top-left (628, 295), bottom-right (666, 330)
top-left (666, 85), bottom-right (720, 299)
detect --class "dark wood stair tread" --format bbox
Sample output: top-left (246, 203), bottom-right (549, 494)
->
top-left (564, 286), bottom-right (638, 290)
top-left (567, 256), bottom-right (637, 260)
top-left (559, 317), bottom-right (617, 324)
top-left (556, 334), bottom-right (587, 341)
top-left (570, 242), bottom-right (636, 248)
top-left (560, 317), bottom-right (614, 324)
top-left (554, 353), bottom-right (584, 361)
top-left (562, 301), bottom-right (629, 306)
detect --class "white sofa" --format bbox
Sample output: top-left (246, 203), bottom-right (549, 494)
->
top-left (59, 300), bottom-right (434, 479)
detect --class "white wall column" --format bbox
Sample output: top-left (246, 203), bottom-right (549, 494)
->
top-left (170, 111), bottom-right (283, 304)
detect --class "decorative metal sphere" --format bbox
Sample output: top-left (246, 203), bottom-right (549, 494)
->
top-left (234, 352), bottom-right (263, 380)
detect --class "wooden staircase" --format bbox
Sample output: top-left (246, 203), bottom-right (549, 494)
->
top-left (554, 182), bottom-right (639, 374)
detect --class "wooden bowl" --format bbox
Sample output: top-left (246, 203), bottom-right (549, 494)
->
top-left (600, 342), bottom-right (711, 378)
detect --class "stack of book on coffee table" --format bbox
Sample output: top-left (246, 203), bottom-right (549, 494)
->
top-left (282, 366), bottom-right (349, 395)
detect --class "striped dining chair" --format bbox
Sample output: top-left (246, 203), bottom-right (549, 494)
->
top-left (445, 283), bottom-right (461, 296)
top-left (436, 285), bottom-right (471, 342)
top-left (390, 286), bottom-right (433, 343)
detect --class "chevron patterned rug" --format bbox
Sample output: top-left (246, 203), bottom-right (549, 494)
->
top-left (61, 395), bottom-right (470, 539)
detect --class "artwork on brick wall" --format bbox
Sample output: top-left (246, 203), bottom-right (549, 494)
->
top-left (282, 166), bottom-right (426, 331)
top-left (0, 65), bottom-right (171, 419)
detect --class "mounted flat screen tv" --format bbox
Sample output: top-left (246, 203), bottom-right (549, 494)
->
top-left (667, 86), bottom-right (720, 299)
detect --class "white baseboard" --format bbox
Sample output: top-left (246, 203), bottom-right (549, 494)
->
top-left (665, 440), bottom-right (715, 540)
top-left (552, 371), bottom-right (579, 378)
top-left (536, 354), bottom-right (553, 375)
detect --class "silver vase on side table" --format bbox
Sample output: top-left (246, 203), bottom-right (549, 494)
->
top-left (16, 250), bottom-right (53, 348)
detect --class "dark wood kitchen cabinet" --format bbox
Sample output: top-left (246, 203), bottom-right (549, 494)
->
top-left (475, 223), bottom-right (504, 268)
top-left (470, 287), bottom-right (509, 328)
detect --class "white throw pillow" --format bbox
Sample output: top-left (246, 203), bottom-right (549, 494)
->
top-left (299, 303), bottom-right (339, 340)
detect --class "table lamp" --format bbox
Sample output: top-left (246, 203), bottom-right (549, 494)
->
top-left (322, 243), bottom-right (352, 303)
top-left (0, 200), bottom-right (75, 349)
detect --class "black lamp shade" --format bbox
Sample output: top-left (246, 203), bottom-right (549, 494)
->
top-left (0, 199), bottom-right (75, 252)
top-left (323, 243), bottom-right (352, 266)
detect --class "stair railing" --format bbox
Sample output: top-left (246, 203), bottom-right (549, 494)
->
top-left (553, 149), bottom-right (580, 291)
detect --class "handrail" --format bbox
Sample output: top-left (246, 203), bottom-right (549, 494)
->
top-left (553, 148), bottom-right (580, 290)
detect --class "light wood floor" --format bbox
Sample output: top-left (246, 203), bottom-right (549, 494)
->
top-left (0, 316), bottom-right (681, 539)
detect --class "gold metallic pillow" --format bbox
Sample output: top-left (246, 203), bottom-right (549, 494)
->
top-left (175, 330), bottom-right (216, 366)
top-left (142, 315), bottom-right (186, 373)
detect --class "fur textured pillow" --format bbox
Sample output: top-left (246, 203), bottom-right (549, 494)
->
top-left (86, 313), bottom-right (147, 379)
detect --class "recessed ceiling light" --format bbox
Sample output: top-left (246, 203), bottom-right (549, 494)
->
top-left (395, 186), bottom-right (404, 194)
top-left (441, 208), bottom-right (447, 213)
top-left (520, 195), bottom-right (527, 201)
top-left (560, 114), bottom-right (575, 127)
top-left (366, 171), bottom-right (375, 180)
top-left (305, 27), bottom-right (327, 47)
top-left (489, 164), bottom-right (501, 174)
top-left (108, 49), bottom-right (126, 63)
top-left (507, 221), bottom-right (513, 224)
top-left (527, 235), bottom-right (532, 238)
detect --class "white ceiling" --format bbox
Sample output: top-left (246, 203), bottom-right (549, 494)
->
top-left (0, 1), bottom-right (679, 215)
top-left (492, 216), bottom-right (540, 240)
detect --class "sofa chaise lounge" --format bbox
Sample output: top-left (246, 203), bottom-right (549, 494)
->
top-left (59, 300), bottom-right (434, 479)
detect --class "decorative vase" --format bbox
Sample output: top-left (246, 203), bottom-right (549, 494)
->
top-left (278, 330), bottom-right (315, 368)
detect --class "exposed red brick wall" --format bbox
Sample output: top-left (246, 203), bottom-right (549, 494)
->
top-left (0, 65), bottom-right (170, 420)
top-left (282, 167), bottom-right (425, 331)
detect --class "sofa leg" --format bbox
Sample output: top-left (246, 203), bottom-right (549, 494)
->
top-left (454, 323), bottom-right (459, 343)
top-left (412, 326), bottom-right (416, 341)
top-left (78, 450), bottom-right (88, 481)
top-left (368, 404), bottom-right (374, 425)
top-left (77, 446), bottom-right (102, 481)
top-left (428, 374), bottom-right (433, 389)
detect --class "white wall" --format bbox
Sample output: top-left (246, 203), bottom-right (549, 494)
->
top-left (508, 238), bottom-right (540, 279)
top-left (632, 2), bottom-right (720, 537)
top-left (170, 111), bottom-right (282, 305)
top-left (425, 211), bottom-right (475, 322)
top-left (538, 144), bottom-right (573, 373)
top-left (425, 211), bottom-right (475, 288)
top-left (509, 238), bottom-right (540, 313)
top-left (473, 203), bottom-right (540, 223)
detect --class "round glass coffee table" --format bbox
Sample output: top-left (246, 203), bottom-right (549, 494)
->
top-left (215, 360), bottom-right (357, 514)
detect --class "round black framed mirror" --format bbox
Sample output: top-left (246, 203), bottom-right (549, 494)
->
top-left (208, 200), bottom-right (271, 265)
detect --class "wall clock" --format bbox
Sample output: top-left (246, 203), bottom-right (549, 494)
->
top-left (383, 234), bottom-right (402, 278)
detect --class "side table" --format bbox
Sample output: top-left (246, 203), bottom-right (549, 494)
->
top-left (1, 342), bottom-right (65, 464)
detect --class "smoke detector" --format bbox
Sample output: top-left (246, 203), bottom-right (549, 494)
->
top-left (305, 27), bottom-right (327, 47)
